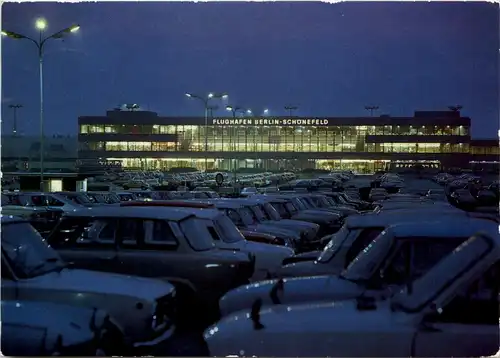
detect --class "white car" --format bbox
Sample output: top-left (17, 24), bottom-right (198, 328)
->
top-left (205, 232), bottom-right (500, 357)
top-left (218, 218), bottom-right (498, 317)
top-left (279, 210), bottom-right (481, 278)
top-left (1, 215), bottom-right (177, 355)
top-left (167, 206), bottom-right (294, 279)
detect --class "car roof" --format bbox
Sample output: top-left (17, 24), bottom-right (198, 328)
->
top-left (346, 210), bottom-right (464, 228)
top-left (198, 199), bottom-right (245, 209)
top-left (164, 206), bottom-right (222, 219)
top-left (386, 218), bottom-right (499, 238)
top-left (63, 206), bottom-right (194, 221)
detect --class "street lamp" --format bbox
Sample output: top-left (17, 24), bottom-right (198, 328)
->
top-left (284, 105), bottom-right (298, 117)
top-left (364, 105), bottom-right (379, 117)
top-left (2, 19), bottom-right (80, 190)
top-left (185, 92), bottom-right (228, 171)
top-left (263, 108), bottom-right (269, 115)
top-left (8, 104), bottom-right (23, 135)
top-left (225, 105), bottom-right (245, 118)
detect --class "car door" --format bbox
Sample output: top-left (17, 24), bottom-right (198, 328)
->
top-left (412, 261), bottom-right (499, 357)
top-left (51, 218), bottom-right (120, 273)
top-left (115, 218), bottom-right (190, 281)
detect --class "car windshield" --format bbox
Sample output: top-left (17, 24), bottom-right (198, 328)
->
top-left (340, 230), bottom-right (392, 281)
top-left (393, 235), bottom-right (492, 312)
top-left (262, 202), bottom-right (281, 220)
top-left (63, 194), bottom-right (92, 205)
top-left (271, 202), bottom-right (287, 217)
top-left (178, 217), bottom-right (215, 251)
top-left (2, 222), bottom-right (65, 278)
top-left (251, 205), bottom-right (267, 222)
top-left (214, 215), bottom-right (245, 243)
top-left (285, 201), bottom-right (298, 214)
top-left (317, 225), bottom-right (350, 263)
top-left (239, 207), bottom-right (258, 225)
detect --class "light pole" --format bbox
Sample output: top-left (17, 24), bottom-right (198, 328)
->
top-left (364, 105), bottom-right (379, 117)
top-left (8, 104), bottom-right (23, 135)
top-left (2, 19), bottom-right (80, 190)
top-left (185, 92), bottom-right (228, 171)
top-left (284, 105), bottom-right (298, 117)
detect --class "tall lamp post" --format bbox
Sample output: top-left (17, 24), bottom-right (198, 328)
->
top-left (8, 104), bottom-right (23, 135)
top-left (186, 92), bottom-right (228, 171)
top-left (284, 105), bottom-right (298, 117)
top-left (364, 105), bottom-right (379, 117)
top-left (2, 19), bottom-right (80, 190)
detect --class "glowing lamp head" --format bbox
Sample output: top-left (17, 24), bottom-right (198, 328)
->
top-left (35, 18), bottom-right (47, 31)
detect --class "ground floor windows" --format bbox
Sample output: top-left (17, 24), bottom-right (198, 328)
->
top-left (105, 157), bottom-right (442, 173)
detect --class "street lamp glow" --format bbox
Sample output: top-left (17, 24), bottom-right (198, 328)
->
top-left (35, 18), bottom-right (47, 31)
top-left (263, 109), bottom-right (269, 114)
top-left (69, 25), bottom-right (80, 32)
top-left (185, 93), bottom-right (192, 98)
top-left (246, 109), bottom-right (252, 114)
top-left (1, 30), bottom-right (7, 36)
top-left (208, 93), bottom-right (214, 98)
top-left (221, 94), bottom-right (229, 99)
top-left (225, 106), bottom-right (233, 111)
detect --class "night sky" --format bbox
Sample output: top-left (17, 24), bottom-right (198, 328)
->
top-left (2, 1), bottom-right (499, 138)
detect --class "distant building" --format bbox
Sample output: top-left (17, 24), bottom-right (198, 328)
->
top-left (76, 108), bottom-right (493, 173)
top-left (1, 135), bottom-right (78, 172)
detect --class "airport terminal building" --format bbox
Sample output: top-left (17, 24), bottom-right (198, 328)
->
top-left (78, 109), bottom-right (498, 173)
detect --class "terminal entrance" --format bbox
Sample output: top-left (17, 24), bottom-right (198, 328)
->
top-left (315, 160), bottom-right (388, 174)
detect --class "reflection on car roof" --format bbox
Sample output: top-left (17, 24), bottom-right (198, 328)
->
top-left (63, 206), bottom-right (194, 221)
top-left (385, 218), bottom-right (498, 238)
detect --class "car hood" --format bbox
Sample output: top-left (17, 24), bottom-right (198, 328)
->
top-left (219, 275), bottom-right (363, 317)
top-left (294, 210), bottom-right (341, 222)
top-left (27, 268), bottom-right (175, 301)
top-left (248, 224), bottom-right (301, 240)
top-left (244, 240), bottom-right (294, 257)
top-left (206, 300), bottom-right (393, 351)
top-left (2, 300), bottom-right (104, 330)
top-left (279, 260), bottom-right (336, 278)
top-left (2, 300), bottom-right (98, 347)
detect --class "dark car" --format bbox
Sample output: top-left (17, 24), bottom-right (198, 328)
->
top-left (46, 206), bottom-right (255, 327)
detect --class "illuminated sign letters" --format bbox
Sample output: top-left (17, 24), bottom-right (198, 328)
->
top-left (211, 118), bottom-right (329, 126)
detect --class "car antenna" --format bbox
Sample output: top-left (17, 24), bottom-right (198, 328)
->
top-left (250, 298), bottom-right (265, 330)
top-left (270, 278), bottom-right (284, 304)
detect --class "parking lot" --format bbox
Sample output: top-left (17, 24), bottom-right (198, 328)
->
top-left (1, 169), bottom-right (499, 356)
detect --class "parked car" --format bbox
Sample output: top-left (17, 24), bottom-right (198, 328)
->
top-left (254, 195), bottom-right (344, 238)
top-left (218, 217), bottom-right (498, 317)
top-left (1, 215), bottom-right (178, 355)
top-left (120, 200), bottom-right (294, 280)
top-left (201, 200), bottom-right (303, 250)
top-left (1, 300), bottom-right (126, 356)
top-left (205, 232), bottom-right (500, 357)
top-left (46, 206), bottom-right (255, 327)
top-left (279, 209), bottom-right (476, 278)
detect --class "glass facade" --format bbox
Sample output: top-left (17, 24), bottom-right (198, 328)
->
top-left (80, 124), bottom-right (469, 153)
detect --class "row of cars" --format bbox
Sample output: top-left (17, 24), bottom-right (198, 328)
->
top-left (3, 175), bottom-right (499, 356)
top-left (1, 182), bottom-right (374, 355)
top-left (203, 181), bottom-right (500, 356)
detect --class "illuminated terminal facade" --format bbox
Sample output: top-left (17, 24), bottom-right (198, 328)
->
top-left (78, 109), bottom-right (499, 173)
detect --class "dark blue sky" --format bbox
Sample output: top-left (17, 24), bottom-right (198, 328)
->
top-left (2, 1), bottom-right (499, 138)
